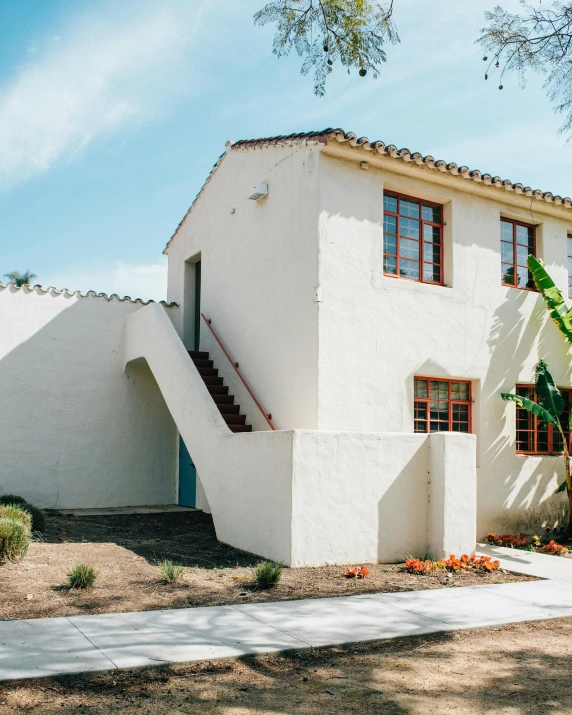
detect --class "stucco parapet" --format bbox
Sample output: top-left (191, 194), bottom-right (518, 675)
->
top-left (0, 281), bottom-right (178, 308)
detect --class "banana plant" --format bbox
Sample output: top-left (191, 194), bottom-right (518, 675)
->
top-left (502, 360), bottom-right (572, 533)
top-left (527, 255), bottom-right (572, 345)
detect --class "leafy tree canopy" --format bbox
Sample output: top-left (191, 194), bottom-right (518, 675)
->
top-left (256, 0), bottom-right (572, 131)
top-left (254, 0), bottom-right (398, 96)
top-left (479, 2), bottom-right (572, 132)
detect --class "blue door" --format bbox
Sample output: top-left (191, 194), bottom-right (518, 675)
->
top-left (178, 436), bottom-right (196, 507)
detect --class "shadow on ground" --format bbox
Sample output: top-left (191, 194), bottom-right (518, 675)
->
top-left (2, 618), bottom-right (571, 713)
top-left (42, 510), bottom-right (261, 569)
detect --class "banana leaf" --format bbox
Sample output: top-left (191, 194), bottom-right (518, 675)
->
top-left (528, 255), bottom-right (572, 345)
top-left (556, 480), bottom-right (568, 494)
top-left (501, 392), bottom-right (559, 426)
top-left (534, 360), bottom-right (564, 419)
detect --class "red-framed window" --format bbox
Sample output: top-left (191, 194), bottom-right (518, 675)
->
top-left (568, 234), bottom-right (572, 298)
top-left (383, 191), bottom-right (443, 284)
top-left (515, 385), bottom-right (571, 455)
top-left (414, 377), bottom-right (472, 433)
top-left (501, 218), bottom-right (536, 290)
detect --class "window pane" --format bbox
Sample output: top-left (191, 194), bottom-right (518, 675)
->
top-left (423, 264), bottom-right (441, 282)
top-left (384, 234), bottom-right (397, 255)
top-left (400, 217), bottom-right (420, 239)
top-left (400, 198), bottom-right (420, 218)
top-left (430, 381), bottom-right (449, 399)
top-left (384, 194), bottom-right (398, 213)
top-left (384, 255), bottom-right (397, 275)
top-left (423, 224), bottom-right (441, 243)
top-left (516, 245), bottom-right (530, 266)
top-left (501, 221), bottom-right (513, 241)
top-left (383, 215), bottom-right (397, 234)
top-left (414, 379), bottom-right (428, 398)
top-left (502, 264), bottom-right (515, 285)
top-left (414, 401), bottom-right (427, 433)
top-left (422, 204), bottom-right (441, 223)
top-left (516, 224), bottom-right (534, 248)
top-left (400, 259), bottom-right (420, 280)
top-left (516, 266), bottom-right (533, 288)
top-left (400, 237), bottom-right (420, 260)
top-left (451, 382), bottom-right (469, 400)
top-left (424, 242), bottom-right (441, 264)
top-left (501, 242), bottom-right (513, 263)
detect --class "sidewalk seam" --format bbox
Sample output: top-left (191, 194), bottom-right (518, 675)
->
top-left (227, 605), bottom-right (314, 649)
top-left (66, 618), bottom-right (119, 671)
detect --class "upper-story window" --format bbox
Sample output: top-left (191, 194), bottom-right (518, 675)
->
top-left (568, 234), bottom-right (572, 298)
top-left (383, 192), bottom-right (443, 285)
top-left (501, 218), bottom-right (536, 290)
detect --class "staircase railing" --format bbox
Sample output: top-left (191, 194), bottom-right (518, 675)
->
top-left (201, 313), bottom-right (276, 431)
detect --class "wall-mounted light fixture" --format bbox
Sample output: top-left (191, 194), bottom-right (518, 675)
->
top-left (248, 183), bottom-right (268, 201)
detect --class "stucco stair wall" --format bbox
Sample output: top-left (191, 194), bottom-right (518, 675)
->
top-left (124, 303), bottom-right (477, 566)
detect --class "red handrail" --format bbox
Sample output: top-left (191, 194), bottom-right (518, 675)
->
top-left (201, 313), bottom-right (276, 431)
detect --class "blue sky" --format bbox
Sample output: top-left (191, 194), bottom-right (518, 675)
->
top-left (0, 0), bottom-right (571, 300)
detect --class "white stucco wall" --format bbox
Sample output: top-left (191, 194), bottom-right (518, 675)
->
top-left (317, 145), bottom-right (572, 536)
top-left (166, 143), bottom-right (321, 430)
top-left (0, 285), bottom-right (178, 508)
top-left (125, 303), bottom-right (477, 565)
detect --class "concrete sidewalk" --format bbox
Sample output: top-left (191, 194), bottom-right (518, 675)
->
top-left (476, 542), bottom-right (572, 581)
top-left (3, 573), bottom-right (572, 682)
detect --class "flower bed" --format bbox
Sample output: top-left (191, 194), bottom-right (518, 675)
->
top-left (405, 554), bottom-right (500, 575)
top-left (486, 532), bottom-right (569, 556)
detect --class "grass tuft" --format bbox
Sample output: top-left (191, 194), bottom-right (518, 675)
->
top-left (0, 505), bottom-right (32, 531)
top-left (0, 517), bottom-right (31, 562)
top-left (157, 559), bottom-right (185, 583)
top-left (67, 562), bottom-right (97, 589)
top-left (0, 495), bottom-right (46, 532)
top-left (253, 560), bottom-right (283, 589)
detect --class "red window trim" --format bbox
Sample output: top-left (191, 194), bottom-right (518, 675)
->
top-left (413, 376), bottom-right (472, 434)
top-left (383, 190), bottom-right (444, 286)
top-left (515, 384), bottom-right (571, 455)
top-left (501, 217), bottom-right (537, 292)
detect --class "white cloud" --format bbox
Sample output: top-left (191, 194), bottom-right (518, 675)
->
top-left (0, 0), bottom-right (204, 188)
top-left (41, 259), bottom-right (168, 302)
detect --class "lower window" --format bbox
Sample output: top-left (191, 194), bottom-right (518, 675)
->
top-left (414, 377), bottom-right (472, 433)
top-left (516, 385), bottom-right (571, 454)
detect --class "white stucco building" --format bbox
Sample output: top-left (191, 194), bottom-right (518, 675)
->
top-left (2, 128), bottom-right (571, 566)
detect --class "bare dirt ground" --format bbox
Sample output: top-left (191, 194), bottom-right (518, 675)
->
top-left (1, 617), bottom-right (571, 714)
top-left (0, 511), bottom-right (533, 621)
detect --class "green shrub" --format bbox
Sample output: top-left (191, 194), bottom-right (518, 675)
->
top-left (25, 505), bottom-right (46, 533)
top-left (0, 505), bottom-right (32, 530)
top-left (0, 517), bottom-right (30, 562)
top-left (0, 494), bottom-right (27, 507)
top-left (253, 560), bottom-right (283, 589)
top-left (67, 562), bottom-right (97, 589)
top-left (157, 559), bottom-right (185, 583)
top-left (0, 495), bottom-right (46, 532)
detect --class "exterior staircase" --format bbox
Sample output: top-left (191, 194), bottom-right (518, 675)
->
top-left (189, 350), bottom-right (252, 433)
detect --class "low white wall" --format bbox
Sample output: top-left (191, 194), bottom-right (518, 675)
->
top-left (0, 285), bottom-right (178, 508)
top-left (126, 303), bottom-right (477, 566)
top-left (290, 431), bottom-right (476, 566)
